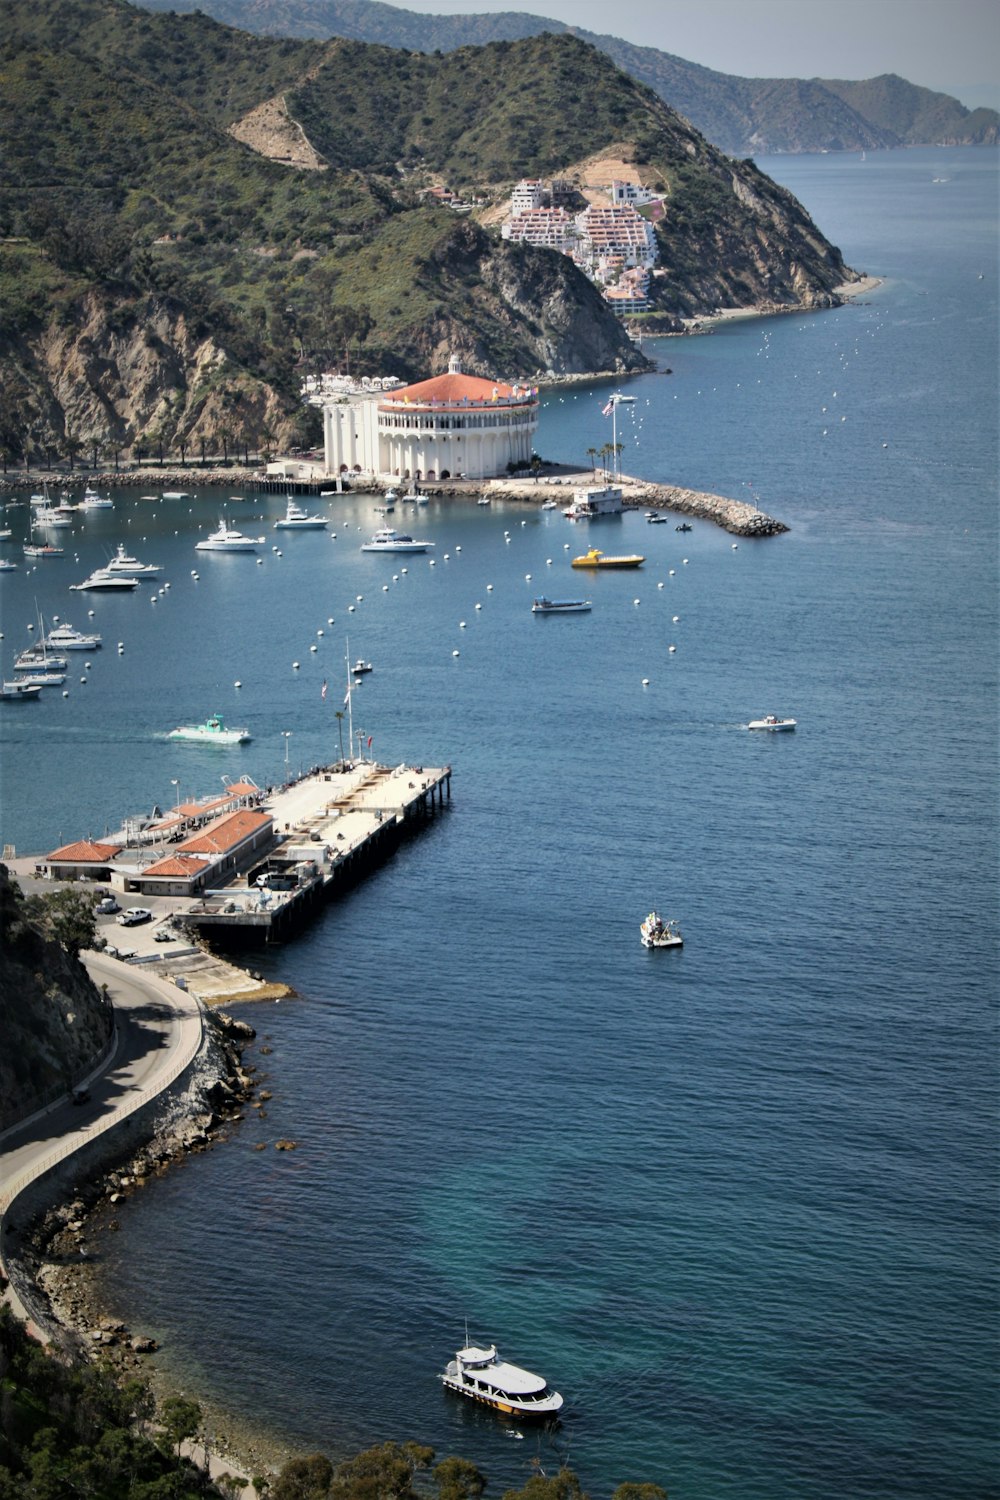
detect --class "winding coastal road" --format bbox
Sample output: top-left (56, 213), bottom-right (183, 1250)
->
top-left (0, 954), bottom-right (204, 1316)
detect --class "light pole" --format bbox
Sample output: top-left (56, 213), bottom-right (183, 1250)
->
top-left (282, 731), bottom-right (292, 768)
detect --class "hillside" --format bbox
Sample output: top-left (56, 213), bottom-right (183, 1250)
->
top-left (136, 0), bottom-right (1000, 154)
top-left (1, 1), bottom-right (855, 464)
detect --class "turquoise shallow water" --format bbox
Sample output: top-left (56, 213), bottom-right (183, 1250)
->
top-left (1, 148), bottom-right (996, 1498)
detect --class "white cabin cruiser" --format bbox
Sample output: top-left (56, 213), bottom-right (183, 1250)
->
top-left (274, 498), bottom-right (328, 530)
top-left (195, 518), bottom-right (264, 552)
top-left (360, 528), bottom-right (433, 554)
top-left (44, 623), bottom-right (102, 650)
top-left (531, 597), bottom-right (591, 614)
top-left (70, 568), bottom-right (138, 591)
top-left (80, 487), bottom-right (114, 509)
top-left (169, 714), bottom-right (251, 745)
top-left (441, 1343), bottom-right (563, 1420)
top-left (104, 543), bottom-right (162, 576)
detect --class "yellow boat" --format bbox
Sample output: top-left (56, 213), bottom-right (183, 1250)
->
top-left (571, 548), bottom-right (644, 569)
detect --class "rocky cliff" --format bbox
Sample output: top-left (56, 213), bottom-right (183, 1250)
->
top-left (0, 869), bottom-right (114, 1133)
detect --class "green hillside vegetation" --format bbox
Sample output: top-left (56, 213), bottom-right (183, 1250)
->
top-left (0, 0), bottom-right (853, 463)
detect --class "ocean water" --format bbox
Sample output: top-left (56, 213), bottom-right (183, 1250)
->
top-left (1, 148), bottom-right (996, 1498)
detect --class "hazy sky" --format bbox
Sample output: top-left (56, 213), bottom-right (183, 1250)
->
top-left (398, 0), bottom-right (1000, 109)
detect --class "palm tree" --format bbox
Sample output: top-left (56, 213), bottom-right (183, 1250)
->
top-left (586, 446), bottom-right (597, 473)
top-left (64, 430), bottom-right (83, 471)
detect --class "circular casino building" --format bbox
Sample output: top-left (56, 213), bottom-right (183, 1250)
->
top-left (304, 355), bottom-right (540, 482)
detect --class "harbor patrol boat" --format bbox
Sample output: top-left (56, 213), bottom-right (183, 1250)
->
top-left (169, 714), bottom-right (251, 745)
top-left (571, 548), bottom-right (644, 569)
top-left (441, 1343), bottom-right (563, 1420)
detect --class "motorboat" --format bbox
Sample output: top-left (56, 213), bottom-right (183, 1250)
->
top-left (675, 522), bottom-right (692, 532)
top-left (352, 659), bottom-right (374, 675)
top-left (169, 714), bottom-right (251, 745)
top-left (748, 715), bottom-right (796, 731)
top-left (103, 543), bottom-right (162, 576)
top-left (13, 666), bottom-right (66, 687)
top-left (16, 647), bottom-right (68, 671)
top-left (34, 507), bottom-right (72, 529)
top-left (274, 498), bottom-right (328, 530)
top-left (531, 597), bottom-right (592, 614)
top-left (540, 499), bottom-right (559, 511)
top-left (80, 487), bottom-right (114, 509)
top-left (645, 512), bottom-right (669, 524)
top-left (0, 679), bottom-right (42, 701)
top-left (477, 495), bottom-right (491, 506)
top-left (44, 623), bottom-right (102, 650)
top-left (640, 911), bottom-right (683, 949)
top-left (0, 558), bottom-right (18, 571)
top-left (162, 491), bottom-right (190, 500)
top-left (70, 568), bottom-right (139, 591)
top-left (571, 548), bottom-right (644, 569)
top-left (195, 517), bottom-right (265, 552)
top-left (360, 528), bottom-right (433, 554)
top-left (441, 1343), bottom-right (563, 1420)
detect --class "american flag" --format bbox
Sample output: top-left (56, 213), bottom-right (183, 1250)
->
top-left (602, 399), bottom-right (614, 416)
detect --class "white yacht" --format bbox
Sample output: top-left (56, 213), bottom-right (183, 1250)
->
top-left (44, 623), bottom-right (102, 650)
top-left (70, 568), bottom-right (138, 591)
top-left (274, 498), bottom-right (328, 530)
top-left (169, 714), bottom-right (251, 745)
top-left (360, 527), bottom-right (433, 554)
top-left (195, 518), bottom-right (265, 552)
top-left (104, 543), bottom-right (162, 576)
top-left (441, 1343), bottom-right (563, 1420)
top-left (748, 715), bottom-right (797, 732)
top-left (1, 679), bottom-right (43, 702)
top-left (80, 487), bottom-right (114, 509)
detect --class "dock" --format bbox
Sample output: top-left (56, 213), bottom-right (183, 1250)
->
top-left (179, 759), bottom-right (451, 944)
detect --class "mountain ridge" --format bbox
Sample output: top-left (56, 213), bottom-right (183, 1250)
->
top-left (134, 0), bottom-right (1000, 155)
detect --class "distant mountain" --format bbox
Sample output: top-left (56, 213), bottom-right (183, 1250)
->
top-left (136, 0), bottom-right (1000, 154)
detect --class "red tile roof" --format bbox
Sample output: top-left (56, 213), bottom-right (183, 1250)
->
top-left (384, 372), bottom-right (535, 408)
top-left (47, 840), bottom-right (120, 863)
top-left (141, 855), bottom-right (208, 878)
top-left (177, 808), bottom-right (271, 855)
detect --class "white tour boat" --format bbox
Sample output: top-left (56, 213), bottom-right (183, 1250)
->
top-left (441, 1343), bottom-right (563, 1420)
top-left (274, 498), bottom-right (328, 530)
top-left (44, 623), bottom-right (102, 650)
top-left (168, 714), bottom-right (251, 745)
top-left (70, 568), bottom-right (139, 591)
top-left (195, 518), bottom-right (265, 552)
top-left (748, 715), bottom-right (797, 732)
top-left (104, 543), bottom-right (162, 576)
top-left (640, 911), bottom-right (683, 949)
top-left (531, 597), bottom-right (592, 614)
top-left (360, 527), bottom-right (433, 554)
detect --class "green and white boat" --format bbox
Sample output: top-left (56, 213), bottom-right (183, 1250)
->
top-left (169, 714), bottom-right (250, 745)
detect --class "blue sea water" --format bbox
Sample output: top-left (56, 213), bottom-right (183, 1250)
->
top-left (1, 148), bottom-right (997, 1498)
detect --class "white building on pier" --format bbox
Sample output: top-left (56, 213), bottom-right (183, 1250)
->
top-left (303, 355), bottom-right (539, 482)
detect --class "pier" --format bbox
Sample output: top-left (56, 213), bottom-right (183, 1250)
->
top-left (156, 759), bottom-right (450, 946)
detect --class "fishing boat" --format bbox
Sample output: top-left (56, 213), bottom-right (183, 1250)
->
top-left (169, 714), bottom-right (251, 745)
top-left (195, 518), bottom-right (264, 552)
top-left (440, 1342), bottom-right (563, 1420)
top-left (531, 597), bottom-right (592, 614)
top-left (274, 498), bottom-right (328, 530)
top-left (352, 659), bottom-right (373, 675)
top-left (44, 623), bottom-right (102, 650)
top-left (69, 568), bottom-right (139, 591)
top-left (571, 548), bottom-right (644, 569)
top-left (103, 543), bottom-right (162, 576)
top-left (640, 911), bottom-right (683, 949)
top-left (1, 679), bottom-right (43, 701)
top-left (360, 527), bottom-right (433, 554)
top-left (748, 714), bottom-right (796, 731)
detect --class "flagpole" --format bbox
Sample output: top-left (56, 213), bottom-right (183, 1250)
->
top-left (345, 636), bottom-right (354, 765)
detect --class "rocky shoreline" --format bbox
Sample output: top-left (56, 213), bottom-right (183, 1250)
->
top-left (2, 1008), bottom-right (295, 1483)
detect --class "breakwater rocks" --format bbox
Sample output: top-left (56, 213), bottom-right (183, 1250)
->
top-left (487, 472), bottom-right (789, 536)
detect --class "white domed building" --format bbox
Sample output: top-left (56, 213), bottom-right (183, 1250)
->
top-left (303, 355), bottom-right (540, 482)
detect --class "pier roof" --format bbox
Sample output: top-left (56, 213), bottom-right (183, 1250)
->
top-left (177, 808), bottom-right (272, 855)
top-left (141, 854), bottom-right (210, 878)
